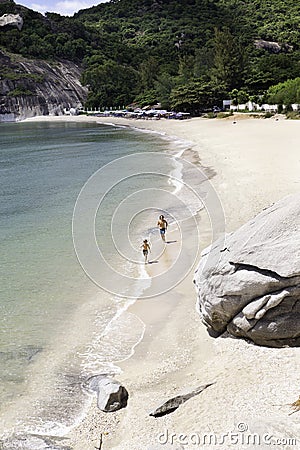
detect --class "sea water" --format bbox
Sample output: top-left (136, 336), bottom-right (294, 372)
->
top-left (0, 120), bottom-right (205, 443)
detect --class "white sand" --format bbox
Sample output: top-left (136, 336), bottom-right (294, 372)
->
top-left (25, 114), bottom-right (300, 449)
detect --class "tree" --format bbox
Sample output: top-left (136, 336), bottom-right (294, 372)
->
top-left (245, 53), bottom-right (300, 94)
top-left (82, 60), bottom-right (140, 108)
top-left (133, 89), bottom-right (158, 108)
top-left (170, 79), bottom-right (225, 114)
top-left (154, 72), bottom-right (177, 109)
top-left (177, 55), bottom-right (196, 84)
top-left (229, 89), bottom-right (249, 106)
top-left (139, 57), bottom-right (160, 91)
top-left (265, 78), bottom-right (300, 105)
top-left (62, 39), bottom-right (87, 60)
top-left (211, 27), bottom-right (246, 91)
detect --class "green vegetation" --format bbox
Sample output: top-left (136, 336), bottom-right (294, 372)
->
top-left (0, 0), bottom-right (300, 112)
top-left (265, 78), bottom-right (300, 105)
top-left (0, 70), bottom-right (44, 82)
top-left (286, 111), bottom-right (300, 119)
top-left (7, 87), bottom-right (34, 96)
top-left (264, 111), bottom-right (275, 118)
top-left (217, 111), bottom-right (233, 119)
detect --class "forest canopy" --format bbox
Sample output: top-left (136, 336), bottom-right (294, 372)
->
top-left (0, 0), bottom-right (300, 113)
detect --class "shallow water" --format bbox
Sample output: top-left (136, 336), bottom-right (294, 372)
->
top-left (0, 120), bottom-right (200, 441)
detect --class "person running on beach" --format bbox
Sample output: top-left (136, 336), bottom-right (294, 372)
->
top-left (157, 215), bottom-right (168, 242)
top-left (141, 239), bottom-right (151, 264)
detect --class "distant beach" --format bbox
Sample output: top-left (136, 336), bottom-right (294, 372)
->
top-left (24, 114), bottom-right (300, 450)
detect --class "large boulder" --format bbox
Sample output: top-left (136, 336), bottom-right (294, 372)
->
top-left (194, 193), bottom-right (300, 347)
top-left (86, 375), bottom-right (128, 412)
top-left (0, 14), bottom-right (23, 30)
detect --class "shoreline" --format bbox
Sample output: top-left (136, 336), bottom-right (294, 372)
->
top-left (23, 114), bottom-right (300, 449)
top-left (23, 112), bottom-right (299, 227)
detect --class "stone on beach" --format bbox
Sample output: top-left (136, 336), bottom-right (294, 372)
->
top-left (86, 375), bottom-right (128, 412)
top-left (149, 383), bottom-right (214, 417)
top-left (194, 193), bottom-right (300, 347)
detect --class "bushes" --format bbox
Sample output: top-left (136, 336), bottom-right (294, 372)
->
top-left (286, 111), bottom-right (300, 120)
top-left (264, 111), bottom-right (274, 118)
top-left (7, 87), bottom-right (33, 96)
top-left (265, 78), bottom-right (300, 105)
top-left (217, 111), bottom-right (233, 118)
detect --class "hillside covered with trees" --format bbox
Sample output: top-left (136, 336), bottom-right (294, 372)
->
top-left (0, 0), bottom-right (300, 114)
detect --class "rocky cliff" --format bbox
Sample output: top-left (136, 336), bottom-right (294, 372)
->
top-left (0, 50), bottom-right (88, 121)
top-left (194, 193), bottom-right (300, 348)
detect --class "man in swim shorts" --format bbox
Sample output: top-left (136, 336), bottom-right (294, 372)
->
top-left (157, 215), bottom-right (168, 242)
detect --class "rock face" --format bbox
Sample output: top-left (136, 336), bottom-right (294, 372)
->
top-left (194, 193), bottom-right (300, 347)
top-left (0, 51), bottom-right (88, 121)
top-left (86, 375), bottom-right (129, 412)
top-left (0, 13), bottom-right (23, 30)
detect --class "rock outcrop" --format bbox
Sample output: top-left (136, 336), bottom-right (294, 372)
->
top-left (254, 39), bottom-right (293, 53)
top-left (0, 51), bottom-right (88, 121)
top-left (194, 193), bottom-right (300, 347)
top-left (0, 13), bottom-right (23, 30)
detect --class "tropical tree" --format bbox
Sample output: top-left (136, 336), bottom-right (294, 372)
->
top-left (229, 88), bottom-right (249, 106)
top-left (82, 60), bottom-right (140, 108)
top-left (265, 78), bottom-right (300, 105)
top-left (170, 79), bottom-right (225, 114)
top-left (139, 57), bottom-right (160, 91)
top-left (210, 27), bottom-right (246, 91)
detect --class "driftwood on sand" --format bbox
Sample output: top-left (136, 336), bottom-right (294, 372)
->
top-left (289, 396), bottom-right (300, 415)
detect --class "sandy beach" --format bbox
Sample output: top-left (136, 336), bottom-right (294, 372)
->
top-left (25, 114), bottom-right (300, 449)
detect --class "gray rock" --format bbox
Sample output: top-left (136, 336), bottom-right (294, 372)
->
top-left (149, 383), bottom-right (214, 417)
top-left (194, 193), bottom-right (300, 347)
top-left (254, 39), bottom-right (293, 53)
top-left (86, 375), bottom-right (128, 412)
top-left (0, 14), bottom-right (23, 30)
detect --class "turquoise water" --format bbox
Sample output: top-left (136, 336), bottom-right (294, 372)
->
top-left (0, 119), bottom-right (214, 447)
top-left (0, 121), bottom-right (185, 439)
